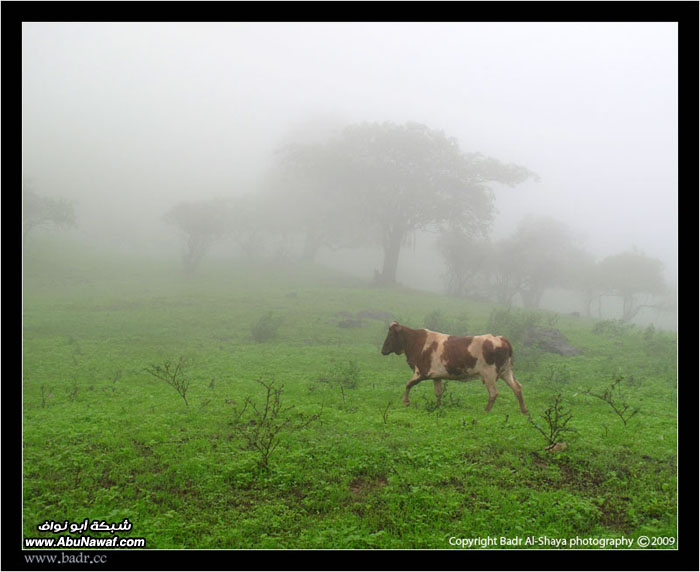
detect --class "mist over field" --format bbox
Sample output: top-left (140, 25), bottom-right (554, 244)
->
top-left (22, 21), bottom-right (677, 324)
top-left (20, 21), bottom-right (680, 554)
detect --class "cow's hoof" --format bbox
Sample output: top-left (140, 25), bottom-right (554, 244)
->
top-left (403, 401), bottom-right (410, 407)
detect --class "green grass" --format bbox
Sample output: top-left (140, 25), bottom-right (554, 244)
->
top-left (22, 239), bottom-right (677, 549)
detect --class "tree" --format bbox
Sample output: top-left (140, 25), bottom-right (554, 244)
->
top-left (274, 121), bottom-right (537, 283)
top-left (455, 216), bottom-right (585, 308)
top-left (437, 229), bottom-right (497, 300)
top-left (561, 248), bottom-right (604, 317)
top-left (23, 183), bottom-right (77, 240)
top-left (342, 122), bottom-right (538, 285)
top-left (490, 237), bottom-right (526, 306)
top-left (266, 142), bottom-right (369, 263)
top-left (597, 251), bottom-right (667, 322)
top-left (497, 216), bottom-right (583, 309)
top-left (224, 192), bottom-right (270, 261)
top-left (163, 199), bottom-right (229, 273)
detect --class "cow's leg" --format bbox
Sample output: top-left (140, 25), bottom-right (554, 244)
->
top-left (433, 379), bottom-right (444, 407)
top-left (402, 370), bottom-right (425, 406)
top-left (482, 373), bottom-right (499, 412)
top-left (500, 369), bottom-right (528, 414)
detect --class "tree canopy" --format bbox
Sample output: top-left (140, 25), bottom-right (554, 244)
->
top-left (23, 184), bottom-right (77, 240)
top-left (163, 199), bottom-right (229, 273)
top-left (598, 250), bottom-right (667, 322)
top-left (274, 121), bottom-right (538, 283)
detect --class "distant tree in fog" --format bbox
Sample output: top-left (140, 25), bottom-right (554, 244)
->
top-left (225, 193), bottom-right (270, 261)
top-left (275, 121), bottom-right (537, 283)
top-left (438, 229), bottom-right (494, 299)
top-left (496, 216), bottom-right (583, 308)
top-left (23, 183), bottom-right (77, 240)
top-left (561, 249), bottom-right (604, 317)
top-left (267, 142), bottom-right (368, 263)
top-left (163, 199), bottom-right (229, 273)
top-left (597, 250), bottom-right (667, 322)
top-left (342, 122), bottom-right (538, 285)
top-left (441, 216), bottom-right (585, 308)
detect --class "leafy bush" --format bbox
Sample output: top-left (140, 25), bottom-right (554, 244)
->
top-left (544, 365), bottom-right (573, 386)
top-left (251, 312), bottom-right (284, 343)
top-left (487, 307), bottom-right (541, 344)
top-left (591, 319), bottom-right (629, 337)
top-left (423, 309), bottom-right (469, 336)
top-left (317, 360), bottom-right (361, 390)
top-left (643, 324), bottom-right (656, 342)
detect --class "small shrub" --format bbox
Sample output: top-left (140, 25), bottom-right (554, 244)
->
top-left (585, 376), bottom-right (639, 426)
top-left (545, 365), bottom-right (573, 386)
top-left (145, 356), bottom-right (193, 407)
top-left (40, 384), bottom-right (53, 408)
top-left (528, 393), bottom-right (576, 448)
top-left (66, 380), bottom-right (80, 402)
top-left (591, 319), bottom-right (629, 337)
top-left (337, 360), bottom-right (361, 389)
top-left (543, 312), bottom-right (560, 328)
top-left (317, 360), bottom-right (361, 390)
top-left (423, 309), bottom-right (469, 336)
top-left (251, 312), bottom-right (284, 343)
top-left (381, 401), bottom-right (392, 425)
top-left (111, 369), bottom-right (122, 393)
top-left (643, 324), bottom-right (656, 342)
top-left (438, 381), bottom-right (463, 408)
top-left (515, 346), bottom-right (543, 371)
top-left (228, 379), bottom-right (322, 471)
top-left (487, 307), bottom-right (541, 344)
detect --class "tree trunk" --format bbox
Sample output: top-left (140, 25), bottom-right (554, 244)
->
top-left (183, 234), bottom-right (209, 273)
top-left (377, 226), bottom-right (404, 285)
top-left (621, 294), bottom-right (643, 323)
top-left (301, 230), bottom-right (322, 263)
top-left (521, 287), bottom-right (543, 309)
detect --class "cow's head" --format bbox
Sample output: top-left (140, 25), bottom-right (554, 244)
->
top-left (381, 321), bottom-right (404, 355)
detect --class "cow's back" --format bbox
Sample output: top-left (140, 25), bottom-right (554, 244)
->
top-left (423, 332), bottom-right (513, 380)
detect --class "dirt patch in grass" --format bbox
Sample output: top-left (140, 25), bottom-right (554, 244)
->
top-left (598, 496), bottom-right (634, 533)
top-left (348, 475), bottom-right (388, 499)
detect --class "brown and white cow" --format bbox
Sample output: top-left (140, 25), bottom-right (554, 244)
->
top-left (381, 321), bottom-right (528, 414)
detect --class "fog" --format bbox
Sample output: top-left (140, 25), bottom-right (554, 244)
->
top-left (22, 22), bottom-right (678, 326)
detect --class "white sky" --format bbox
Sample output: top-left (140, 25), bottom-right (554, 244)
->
top-left (22, 22), bottom-right (678, 281)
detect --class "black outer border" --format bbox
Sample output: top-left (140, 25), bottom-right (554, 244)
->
top-left (4, 2), bottom-right (696, 571)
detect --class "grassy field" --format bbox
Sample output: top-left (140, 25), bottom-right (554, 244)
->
top-left (22, 240), bottom-right (678, 550)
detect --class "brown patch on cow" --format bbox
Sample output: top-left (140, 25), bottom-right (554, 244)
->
top-left (348, 475), bottom-right (388, 499)
top-left (441, 336), bottom-right (477, 376)
top-left (482, 338), bottom-right (510, 370)
top-left (403, 328), bottom-right (428, 370)
top-left (499, 336), bottom-right (513, 361)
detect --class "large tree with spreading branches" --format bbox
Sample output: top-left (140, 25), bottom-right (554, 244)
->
top-left (276, 121), bottom-right (538, 284)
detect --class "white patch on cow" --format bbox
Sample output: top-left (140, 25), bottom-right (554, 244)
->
top-left (423, 332), bottom-right (449, 379)
top-left (428, 345), bottom-right (450, 378)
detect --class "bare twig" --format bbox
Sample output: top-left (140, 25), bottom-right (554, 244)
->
top-left (528, 393), bottom-right (575, 447)
top-left (585, 376), bottom-right (638, 425)
top-left (145, 356), bottom-right (192, 407)
top-left (228, 379), bottom-right (322, 470)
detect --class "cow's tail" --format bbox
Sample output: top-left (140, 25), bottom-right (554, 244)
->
top-left (499, 336), bottom-right (515, 377)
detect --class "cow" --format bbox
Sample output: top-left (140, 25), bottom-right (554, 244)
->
top-left (381, 321), bottom-right (528, 414)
